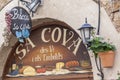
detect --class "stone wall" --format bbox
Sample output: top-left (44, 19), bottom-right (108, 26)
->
top-left (93, 0), bottom-right (120, 32)
top-left (0, 0), bottom-right (11, 11)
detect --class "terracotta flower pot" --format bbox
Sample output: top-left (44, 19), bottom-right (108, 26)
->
top-left (98, 51), bottom-right (115, 68)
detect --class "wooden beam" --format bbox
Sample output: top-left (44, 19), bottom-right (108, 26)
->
top-left (112, 9), bottom-right (119, 13)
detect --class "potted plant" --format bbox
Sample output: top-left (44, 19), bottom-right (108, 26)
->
top-left (88, 36), bottom-right (116, 68)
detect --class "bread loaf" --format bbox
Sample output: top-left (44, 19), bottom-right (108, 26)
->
top-left (19, 66), bottom-right (28, 74)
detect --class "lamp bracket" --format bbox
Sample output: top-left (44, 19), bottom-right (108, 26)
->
top-left (19, 0), bottom-right (42, 16)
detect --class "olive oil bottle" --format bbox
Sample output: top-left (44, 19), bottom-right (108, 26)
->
top-left (9, 57), bottom-right (19, 75)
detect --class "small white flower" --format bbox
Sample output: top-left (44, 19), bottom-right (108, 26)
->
top-left (95, 35), bottom-right (100, 37)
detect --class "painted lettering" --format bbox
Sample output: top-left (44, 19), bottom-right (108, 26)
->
top-left (26, 38), bottom-right (36, 48)
top-left (40, 47), bottom-right (49, 53)
top-left (16, 27), bottom-right (82, 59)
top-left (16, 44), bottom-right (27, 60)
top-left (41, 27), bottom-right (82, 55)
top-left (12, 8), bottom-right (29, 20)
top-left (68, 38), bottom-right (81, 55)
top-left (62, 29), bottom-right (74, 46)
top-left (13, 23), bottom-right (31, 30)
top-left (41, 28), bottom-right (51, 42)
top-left (43, 52), bottom-right (63, 61)
top-left (52, 27), bottom-right (62, 42)
top-left (16, 38), bottom-right (36, 59)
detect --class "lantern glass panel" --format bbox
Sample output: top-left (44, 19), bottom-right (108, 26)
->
top-left (84, 28), bottom-right (90, 40)
top-left (80, 29), bottom-right (86, 43)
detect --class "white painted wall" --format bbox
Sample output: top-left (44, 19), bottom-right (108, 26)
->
top-left (0, 0), bottom-right (120, 79)
top-left (0, 0), bottom-right (19, 46)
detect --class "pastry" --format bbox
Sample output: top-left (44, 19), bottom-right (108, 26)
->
top-left (65, 60), bottom-right (79, 68)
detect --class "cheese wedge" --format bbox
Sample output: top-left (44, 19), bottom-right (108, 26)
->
top-left (23, 66), bottom-right (36, 76)
top-left (56, 62), bottom-right (64, 71)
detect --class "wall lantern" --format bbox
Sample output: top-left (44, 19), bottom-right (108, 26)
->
top-left (78, 18), bottom-right (94, 45)
top-left (20, 0), bottom-right (41, 16)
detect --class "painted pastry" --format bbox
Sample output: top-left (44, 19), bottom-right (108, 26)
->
top-left (65, 60), bottom-right (79, 68)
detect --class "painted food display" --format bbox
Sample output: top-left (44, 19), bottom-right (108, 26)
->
top-left (6, 61), bottom-right (92, 77)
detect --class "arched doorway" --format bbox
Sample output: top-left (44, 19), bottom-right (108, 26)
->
top-left (3, 18), bottom-right (93, 80)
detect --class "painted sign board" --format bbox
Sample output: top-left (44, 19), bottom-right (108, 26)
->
top-left (4, 21), bottom-right (92, 78)
top-left (10, 7), bottom-right (32, 42)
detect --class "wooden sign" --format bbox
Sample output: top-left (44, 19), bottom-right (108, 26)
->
top-left (4, 22), bottom-right (92, 78)
top-left (15, 26), bottom-right (91, 67)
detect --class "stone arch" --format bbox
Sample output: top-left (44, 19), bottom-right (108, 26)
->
top-left (1, 18), bottom-right (93, 80)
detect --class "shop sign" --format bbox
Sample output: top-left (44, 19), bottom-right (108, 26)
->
top-left (10, 7), bottom-right (32, 42)
top-left (6, 24), bottom-right (92, 77)
top-left (15, 26), bottom-right (92, 68)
